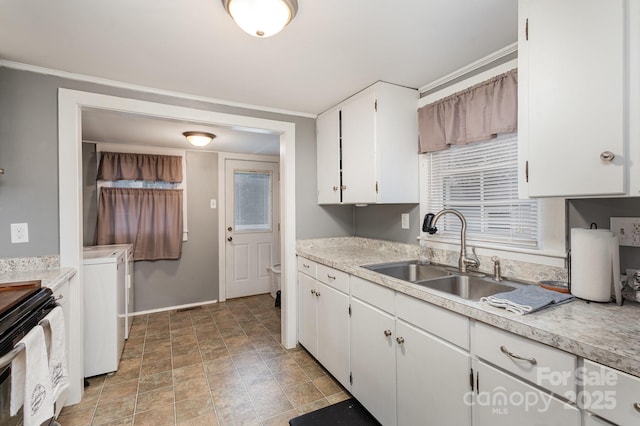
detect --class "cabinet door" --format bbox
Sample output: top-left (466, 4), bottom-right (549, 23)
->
top-left (473, 361), bottom-right (580, 426)
top-left (584, 413), bottom-right (615, 426)
top-left (396, 320), bottom-right (471, 426)
top-left (341, 88), bottom-right (377, 204)
top-left (297, 273), bottom-right (318, 356)
top-left (316, 283), bottom-right (350, 388)
top-left (521, 0), bottom-right (625, 197)
top-left (350, 297), bottom-right (396, 426)
top-left (316, 107), bottom-right (341, 204)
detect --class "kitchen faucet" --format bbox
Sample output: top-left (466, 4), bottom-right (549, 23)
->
top-left (422, 209), bottom-right (480, 273)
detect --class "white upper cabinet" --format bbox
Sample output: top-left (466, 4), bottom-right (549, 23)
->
top-left (316, 81), bottom-right (419, 204)
top-left (519, 0), bottom-right (631, 197)
top-left (316, 106), bottom-right (341, 204)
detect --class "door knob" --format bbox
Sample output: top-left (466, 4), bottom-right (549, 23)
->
top-left (227, 226), bottom-right (233, 231)
top-left (396, 337), bottom-right (405, 345)
top-left (600, 151), bottom-right (615, 161)
top-left (384, 330), bottom-right (392, 337)
top-left (227, 236), bottom-right (233, 242)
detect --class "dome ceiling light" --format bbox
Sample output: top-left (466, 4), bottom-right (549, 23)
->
top-left (183, 131), bottom-right (216, 147)
top-left (221, 0), bottom-right (298, 38)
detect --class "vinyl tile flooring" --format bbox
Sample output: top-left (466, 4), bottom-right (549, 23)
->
top-left (58, 294), bottom-right (350, 426)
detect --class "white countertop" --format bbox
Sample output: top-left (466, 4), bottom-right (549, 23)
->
top-left (297, 237), bottom-right (640, 377)
top-left (0, 268), bottom-right (77, 293)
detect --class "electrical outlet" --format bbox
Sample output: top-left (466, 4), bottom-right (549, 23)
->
top-left (210, 199), bottom-right (217, 209)
top-left (10, 223), bottom-right (29, 243)
top-left (401, 213), bottom-right (410, 229)
top-left (611, 217), bottom-right (640, 247)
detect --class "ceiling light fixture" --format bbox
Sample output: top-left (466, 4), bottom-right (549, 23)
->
top-left (221, 0), bottom-right (298, 38)
top-left (183, 131), bottom-right (216, 147)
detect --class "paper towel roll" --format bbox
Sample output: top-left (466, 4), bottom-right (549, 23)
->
top-left (570, 228), bottom-right (615, 302)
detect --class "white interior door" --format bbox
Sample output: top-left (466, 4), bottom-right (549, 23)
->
top-left (225, 159), bottom-right (280, 299)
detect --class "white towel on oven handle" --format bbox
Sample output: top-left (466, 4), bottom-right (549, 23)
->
top-left (10, 324), bottom-right (54, 426)
top-left (41, 306), bottom-right (68, 402)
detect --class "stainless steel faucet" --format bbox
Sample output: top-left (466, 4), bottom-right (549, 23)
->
top-left (422, 209), bottom-right (480, 273)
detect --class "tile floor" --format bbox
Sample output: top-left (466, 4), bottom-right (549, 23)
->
top-left (58, 294), bottom-right (349, 426)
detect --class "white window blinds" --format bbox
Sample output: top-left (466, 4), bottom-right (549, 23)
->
top-left (426, 134), bottom-right (539, 248)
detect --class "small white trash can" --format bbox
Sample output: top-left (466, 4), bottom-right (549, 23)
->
top-left (267, 264), bottom-right (281, 299)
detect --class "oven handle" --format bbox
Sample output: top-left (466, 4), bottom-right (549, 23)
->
top-left (0, 343), bottom-right (25, 370)
top-left (0, 314), bottom-right (54, 369)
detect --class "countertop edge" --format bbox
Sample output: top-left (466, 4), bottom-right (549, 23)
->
top-left (0, 267), bottom-right (77, 293)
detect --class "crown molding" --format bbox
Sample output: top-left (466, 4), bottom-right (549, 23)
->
top-left (0, 59), bottom-right (317, 119)
top-left (419, 42), bottom-right (518, 94)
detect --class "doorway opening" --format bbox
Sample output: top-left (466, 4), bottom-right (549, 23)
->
top-left (58, 89), bottom-right (298, 404)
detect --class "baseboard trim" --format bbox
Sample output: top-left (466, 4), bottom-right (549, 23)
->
top-left (131, 299), bottom-right (219, 316)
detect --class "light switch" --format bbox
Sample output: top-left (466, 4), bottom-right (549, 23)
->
top-left (401, 213), bottom-right (410, 229)
top-left (210, 199), bottom-right (217, 209)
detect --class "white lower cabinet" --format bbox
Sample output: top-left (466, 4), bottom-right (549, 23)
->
top-left (350, 296), bottom-right (397, 426)
top-left (473, 360), bottom-right (580, 426)
top-left (472, 322), bottom-right (580, 425)
top-left (297, 257), bottom-right (640, 426)
top-left (396, 319), bottom-right (471, 426)
top-left (316, 282), bottom-right (350, 388)
top-left (583, 359), bottom-right (640, 426)
top-left (297, 258), bottom-right (350, 388)
top-left (350, 277), bottom-right (471, 426)
top-left (297, 272), bottom-right (318, 355)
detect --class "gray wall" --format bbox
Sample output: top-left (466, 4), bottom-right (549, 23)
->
top-left (0, 67), bottom-right (355, 310)
top-left (132, 151), bottom-right (219, 310)
top-left (82, 143), bottom-right (98, 246)
top-left (354, 204), bottom-right (420, 245)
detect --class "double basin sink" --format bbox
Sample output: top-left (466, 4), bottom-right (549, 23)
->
top-left (362, 261), bottom-right (519, 300)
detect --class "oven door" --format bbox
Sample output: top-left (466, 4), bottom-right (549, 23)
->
top-left (0, 363), bottom-right (23, 426)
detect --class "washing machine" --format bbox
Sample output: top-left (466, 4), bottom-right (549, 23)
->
top-left (82, 246), bottom-right (127, 377)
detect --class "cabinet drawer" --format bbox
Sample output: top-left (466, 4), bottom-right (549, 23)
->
top-left (351, 276), bottom-right (395, 314)
top-left (317, 264), bottom-right (349, 293)
top-left (396, 293), bottom-right (469, 350)
top-left (474, 360), bottom-right (581, 426)
top-left (474, 322), bottom-right (577, 398)
top-left (584, 359), bottom-right (640, 425)
top-left (297, 257), bottom-right (317, 278)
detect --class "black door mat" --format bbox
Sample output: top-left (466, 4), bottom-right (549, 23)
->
top-left (289, 398), bottom-right (380, 426)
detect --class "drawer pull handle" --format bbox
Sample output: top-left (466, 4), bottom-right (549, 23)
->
top-left (327, 274), bottom-right (336, 280)
top-left (500, 345), bottom-right (537, 365)
top-left (634, 402), bottom-right (640, 413)
top-left (303, 264), bottom-right (310, 268)
top-left (384, 329), bottom-right (392, 337)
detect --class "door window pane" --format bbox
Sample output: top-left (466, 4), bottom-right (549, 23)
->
top-left (234, 171), bottom-right (272, 232)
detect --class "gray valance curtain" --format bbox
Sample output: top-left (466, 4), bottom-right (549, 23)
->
top-left (418, 68), bottom-right (518, 153)
top-left (97, 152), bottom-right (183, 182)
top-left (96, 188), bottom-right (183, 261)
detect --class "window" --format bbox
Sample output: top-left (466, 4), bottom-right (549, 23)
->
top-left (425, 133), bottom-right (539, 249)
top-left (95, 144), bottom-right (189, 241)
top-left (234, 171), bottom-right (272, 232)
